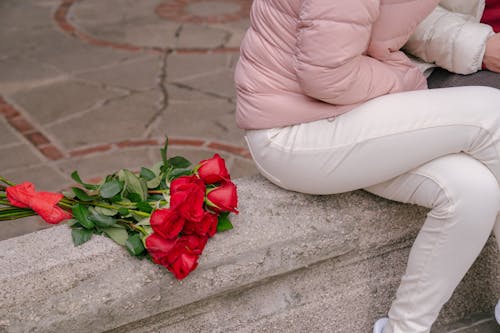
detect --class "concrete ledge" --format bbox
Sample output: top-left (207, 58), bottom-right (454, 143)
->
top-left (0, 175), bottom-right (498, 332)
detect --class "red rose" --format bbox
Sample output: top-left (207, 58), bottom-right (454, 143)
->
top-left (145, 233), bottom-right (208, 280)
top-left (206, 181), bottom-right (238, 214)
top-left (170, 182), bottom-right (205, 222)
top-left (170, 175), bottom-right (201, 194)
top-left (144, 233), bottom-right (177, 266)
top-left (168, 251), bottom-right (200, 280)
top-left (196, 153), bottom-right (230, 184)
top-left (176, 234), bottom-right (208, 253)
top-left (183, 211), bottom-right (219, 237)
top-left (6, 182), bottom-right (34, 208)
top-left (6, 182), bottom-right (72, 224)
top-left (150, 208), bottom-right (185, 239)
top-left (166, 235), bottom-right (208, 280)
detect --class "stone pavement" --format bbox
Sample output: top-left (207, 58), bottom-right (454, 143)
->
top-left (0, 1), bottom-right (498, 332)
top-left (0, 0), bottom-right (257, 240)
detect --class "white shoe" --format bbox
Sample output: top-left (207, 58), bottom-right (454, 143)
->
top-left (373, 317), bottom-right (389, 333)
top-left (495, 299), bottom-right (500, 325)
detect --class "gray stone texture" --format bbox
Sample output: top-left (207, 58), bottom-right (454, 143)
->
top-left (177, 68), bottom-right (237, 100)
top-left (166, 53), bottom-right (233, 81)
top-left (153, 99), bottom-right (245, 146)
top-left (228, 156), bottom-right (258, 179)
top-left (57, 148), bottom-right (159, 180)
top-left (76, 56), bottom-right (161, 91)
top-left (2, 164), bottom-right (69, 192)
top-left (0, 57), bottom-right (64, 95)
top-left (0, 118), bottom-right (21, 146)
top-left (0, 144), bottom-right (43, 171)
top-left (11, 79), bottom-right (124, 125)
top-left (176, 24), bottom-right (230, 49)
top-left (0, 176), bottom-right (498, 332)
top-left (46, 90), bottom-right (161, 149)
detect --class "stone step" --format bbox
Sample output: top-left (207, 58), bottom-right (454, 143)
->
top-left (437, 316), bottom-right (498, 333)
top-left (0, 175), bottom-right (498, 332)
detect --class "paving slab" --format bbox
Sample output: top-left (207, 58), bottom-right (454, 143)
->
top-left (177, 68), bottom-right (237, 99)
top-left (0, 118), bottom-right (22, 146)
top-left (166, 83), bottom-right (215, 101)
top-left (153, 99), bottom-right (245, 146)
top-left (57, 147), bottom-right (159, 180)
top-left (70, 0), bottom-right (162, 26)
top-left (2, 164), bottom-right (69, 192)
top-left (176, 23), bottom-right (230, 49)
top-left (76, 55), bottom-right (161, 91)
top-left (0, 144), bottom-right (43, 172)
top-left (0, 0), bottom-right (54, 31)
top-left (166, 53), bottom-right (232, 81)
top-left (229, 156), bottom-right (258, 179)
top-left (46, 90), bottom-right (161, 149)
top-left (0, 57), bottom-right (64, 95)
top-left (25, 31), bottom-right (143, 73)
top-left (0, 216), bottom-right (51, 242)
top-left (11, 79), bottom-right (124, 125)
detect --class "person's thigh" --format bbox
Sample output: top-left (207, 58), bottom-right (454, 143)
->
top-left (245, 86), bottom-right (500, 194)
top-left (428, 68), bottom-right (500, 90)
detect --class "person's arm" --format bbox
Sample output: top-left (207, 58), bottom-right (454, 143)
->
top-left (403, 5), bottom-right (494, 75)
top-left (293, 0), bottom-right (428, 106)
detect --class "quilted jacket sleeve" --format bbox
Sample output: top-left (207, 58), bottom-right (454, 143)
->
top-left (293, 0), bottom-right (427, 106)
top-left (403, 5), bottom-right (494, 75)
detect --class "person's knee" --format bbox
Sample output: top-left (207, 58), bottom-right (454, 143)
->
top-left (471, 86), bottom-right (500, 109)
top-left (418, 154), bottom-right (499, 225)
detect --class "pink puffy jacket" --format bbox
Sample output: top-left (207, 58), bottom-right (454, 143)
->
top-left (234, 0), bottom-right (441, 129)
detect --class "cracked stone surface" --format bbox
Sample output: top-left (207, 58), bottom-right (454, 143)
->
top-left (11, 79), bottom-right (125, 125)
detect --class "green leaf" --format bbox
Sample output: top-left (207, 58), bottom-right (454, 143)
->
top-left (72, 187), bottom-right (96, 202)
top-left (71, 171), bottom-right (99, 190)
top-left (118, 169), bottom-right (147, 201)
top-left (136, 201), bottom-right (153, 214)
top-left (94, 206), bottom-right (117, 216)
top-left (118, 207), bottom-right (130, 216)
top-left (136, 218), bottom-right (151, 226)
top-left (146, 175), bottom-right (162, 189)
top-left (160, 137), bottom-right (169, 168)
top-left (151, 162), bottom-right (162, 176)
top-left (140, 167), bottom-right (156, 181)
top-left (100, 179), bottom-right (123, 199)
top-left (127, 193), bottom-right (143, 203)
top-left (126, 233), bottom-right (145, 256)
top-left (66, 218), bottom-right (79, 227)
top-left (71, 228), bottom-right (93, 246)
top-left (72, 204), bottom-right (95, 229)
top-left (169, 168), bottom-right (193, 180)
top-left (102, 227), bottom-right (128, 246)
top-left (62, 190), bottom-right (76, 199)
top-left (131, 211), bottom-right (146, 222)
top-left (167, 156), bottom-right (191, 169)
top-left (88, 207), bottom-right (116, 227)
top-left (217, 213), bottom-right (233, 232)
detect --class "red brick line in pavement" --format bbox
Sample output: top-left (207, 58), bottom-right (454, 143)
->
top-left (69, 138), bottom-right (252, 159)
top-left (0, 97), bottom-right (65, 160)
top-left (1, 95), bottom-right (250, 161)
top-left (155, 0), bottom-right (252, 25)
top-left (54, 0), bottom-right (241, 54)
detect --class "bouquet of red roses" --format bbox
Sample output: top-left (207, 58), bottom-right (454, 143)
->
top-left (0, 138), bottom-right (238, 280)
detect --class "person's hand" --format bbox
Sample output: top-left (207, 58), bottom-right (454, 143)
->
top-left (483, 33), bottom-right (500, 73)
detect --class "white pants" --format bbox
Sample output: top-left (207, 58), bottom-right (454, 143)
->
top-left (244, 86), bottom-right (500, 333)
